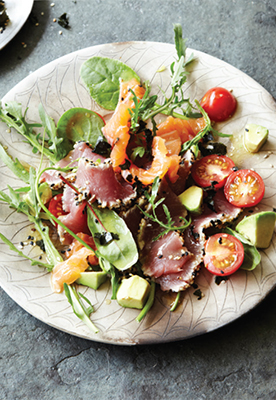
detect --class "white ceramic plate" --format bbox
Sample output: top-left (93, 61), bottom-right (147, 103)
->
top-left (0, 0), bottom-right (34, 50)
top-left (1, 42), bottom-right (276, 345)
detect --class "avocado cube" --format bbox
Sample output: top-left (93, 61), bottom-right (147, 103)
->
top-left (244, 123), bottom-right (269, 153)
top-left (116, 275), bottom-right (150, 309)
top-left (178, 186), bottom-right (203, 215)
top-left (236, 211), bottom-right (276, 248)
top-left (76, 271), bottom-right (107, 290)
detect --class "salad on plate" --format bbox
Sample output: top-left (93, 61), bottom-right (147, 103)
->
top-left (0, 24), bottom-right (274, 334)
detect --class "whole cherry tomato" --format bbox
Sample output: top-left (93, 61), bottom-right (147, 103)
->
top-left (200, 87), bottom-right (237, 122)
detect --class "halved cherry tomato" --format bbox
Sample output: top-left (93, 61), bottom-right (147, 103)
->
top-left (48, 193), bottom-right (68, 226)
top-left (224, 169), bottom-right (265, 207)
top-left (200, 87), bottom-right (237, 122)
top-left (204, 233), bottom-right (244, 276)
top-left (191, 154), bottom-right (236, 189)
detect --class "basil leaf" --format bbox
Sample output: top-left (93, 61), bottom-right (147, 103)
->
top-left (57, 107), bottom-right (105, 148)
top-left (223, 227), bottom-right (261, 271)
top-left (80, 56), bottom-right (140, 110)
top-left (87, 206), bottom-right (138, 271)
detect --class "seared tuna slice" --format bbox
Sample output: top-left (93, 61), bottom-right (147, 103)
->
top-left (40, 141), bottom-right (105, 189)
top-left (74, 158), bottom-right (136, 209)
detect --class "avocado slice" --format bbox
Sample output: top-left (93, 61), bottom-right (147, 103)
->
top-left (116, 275), bottom-right (150, 309)
top-left (178, 186), bottom-right (203, 215)
top-left (76, 271), bottom-right (107, 290)
top-left (244, 123), bottom-right (269, 153)
top-left (236, 211), bottom-right (276, 248)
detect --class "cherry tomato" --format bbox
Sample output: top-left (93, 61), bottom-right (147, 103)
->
top-left (200, 87), bottom-right (237, 122)
top-left (48, 193), bottom-right (67, 226)
top-left (191, 154), bottom-right (236, 189)
top-left (204, 233), bottom-right (244, 276)
top-left (224, 169), bottom-right (265, 207)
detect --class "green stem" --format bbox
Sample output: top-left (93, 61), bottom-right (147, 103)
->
top-left (170, 292), bottom-right (181, 312)
top-left (136, 281), bottom-right (156, 323)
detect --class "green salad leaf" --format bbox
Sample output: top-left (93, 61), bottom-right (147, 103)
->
top-left (80, 56), bottom-right (140, 110)
top-left (57, 107), bottom-right (105, 148)
top-left (87, 205), bottom-right (138, 271)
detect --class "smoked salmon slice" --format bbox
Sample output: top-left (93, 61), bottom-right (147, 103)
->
top-left (157, 116), bottom-right (206, 144)
top-left (102, 78), bottom-right (145, 170)
top-left (51, 234), bottom-right (98, 293)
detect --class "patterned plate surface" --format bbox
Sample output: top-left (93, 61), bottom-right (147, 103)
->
top-left (1, 42), bottom-right (276, 345)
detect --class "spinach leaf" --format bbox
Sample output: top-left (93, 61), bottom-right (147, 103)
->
top-left (87, 206), bottom-right (138, 271)
top-left (223, 227), bottom-right (261, 271)
top-left (80, 56), bottom-right (140, 110)
top-left (57, 107), bottom-right (105, 148)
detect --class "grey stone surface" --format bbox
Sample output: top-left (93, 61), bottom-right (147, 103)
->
top-left (1, 0), bottom-right (276, 399)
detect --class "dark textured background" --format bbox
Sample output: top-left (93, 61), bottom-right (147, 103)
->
top-left (1, 1), bottom-right (276, 399)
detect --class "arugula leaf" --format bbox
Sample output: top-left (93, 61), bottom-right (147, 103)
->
top-left (87, 205), bottom-right (138, 271)
top-left (57, 107), bottom-right (105, 148)
top-left (174, 23), bottom-right (186, 59)
top-left (0, 143), bottom-right (30, 183)
top-left (38, 104), bottom-right (70, 161)
top-left (64, 283), bottom-right (99, 333)
top-left (0, 232), bottom-right (52, 270)
top-left (0, 102), bottom-right (70, 164)
top-left (0, 167), bottom-right (63, 267)
top-left (223, 227), bottom-right (261, 271)
top-left (80, 57), bottom-right (140, 110)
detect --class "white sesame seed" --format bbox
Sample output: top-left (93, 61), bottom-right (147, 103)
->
top-left (59, 30), bottom-right (62, 35)
top-left (50, 2), bottom-right (55, 7)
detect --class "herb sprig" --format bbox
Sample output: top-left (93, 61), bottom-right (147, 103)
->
top-left (139, 177), bottom-right (191, 241)
top-left (128, 24), bottom-right (198, 134)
